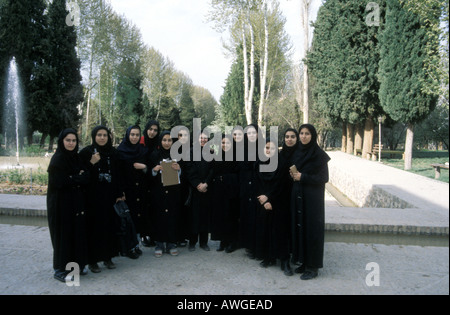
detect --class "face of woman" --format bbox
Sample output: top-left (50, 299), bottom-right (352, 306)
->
top-left (285, 131), bottom-right (298, 148)
top-left (199, 133), bottom-right (209, 147)
top-left (129, 128), bottom-right (141, 145)
top-left (178, 130), bottom-right (189, 145)
top-left (63, 134), bottom-right (77, 152)
top-left (299, 128), bottom-right (312, 146)
top-left (247, 127), bottom-right (258, 143)
top-left (161, 135), bottom-right (173, 150)
top-left (264, 142), bottom-right (277, 158)
top-left (95, 129), bottom-right (109, 147)
top-left (147, 125), bottom-right (159, 139)
top-left (233, 130), bottom-right (244, 143)
top-left (222, 138), bottom-right (232, 152)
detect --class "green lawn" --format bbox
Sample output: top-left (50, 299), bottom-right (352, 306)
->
top-left (382, 154), bottom-right (449, 183)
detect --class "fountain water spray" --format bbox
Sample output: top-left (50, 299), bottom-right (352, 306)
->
top-left (3, 57), bottom-right (23, 166)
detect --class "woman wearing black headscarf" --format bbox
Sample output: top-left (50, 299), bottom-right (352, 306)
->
top-left (255, 138), bottom-right (292, 276)
top-left (117, 125), bottom-right (150, 258)
top-left (238, 124), bottom-right (262, 259)
top-left (210, 134), bottom-right (240, 253)
top-left (141, 120), bottom-right (160, 246)
top-left (148, 131), bottom-right (182, 257)
top-left (79, 126), bottom-right (123, 273)
top-left (289, 124), bottom-right (330, 280)
top-left (186, 131), bottom-right (214, 252)
top-left (47, 128), bottom-right (90, 282)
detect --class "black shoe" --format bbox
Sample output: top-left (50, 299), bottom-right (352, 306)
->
top-left (141, 236), bottom-right (152, 247)
top-left (260, 259), bottom-right (276, 268)
top-left (300, 269), bottom-right (318, 280)
top-left (225, 245), bottom-right (235, 253)
top-left (294, 264), bottom-right (306, 274)
top-left (135, 246), bottom-right (143, 256)
top-left (104, 260), bottom-right (116, 270)
top-left (127, 249), bottom-right (140, 259)
top-left (89, 263), bottom-right (101, 273)
top-left (200, 244), bottom-right (210, 251)
top-left (189, 244), bottom-right (196, 252)
top-left (53, 270), bottom-right (68, 283)
top-left (281, 260), bottom-right (293, 277)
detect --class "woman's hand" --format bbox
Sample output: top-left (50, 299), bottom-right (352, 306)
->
top-left (153, 165), bottom-right (162, 172)
top-left (171, 163), bottom-right (180, 171)
top-left (290, 170), bottom-right (302, 182)
top-left (90, 152), bottom-right (101, 165)
top-left (197, 183), bottom-right (208, 193)
top-left (134, 163), bottom-right (147, 170)
top-left (264, 202), bottom-right (273, 211)
top-left (257, 195), bottom-right (268, 205)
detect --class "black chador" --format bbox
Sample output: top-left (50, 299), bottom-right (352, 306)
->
top-left (210, 135), bottom-right (240, 252)
top-left (148, 131), bottom-right (182, 251)
top-left (254, 139), bottom-right (292, 275)
top-left (186, 133), bottom-right (214, 250)
top-left (238, 124), bottom-right (260, 258)
top-left (47, 129), bottom-right (90, 282)
top-left (290, 124), bottom-right (330, 279)
top-left (79, 126), bottom-right (122, 270)
top-left (117, 125), bottom-right (150, 256)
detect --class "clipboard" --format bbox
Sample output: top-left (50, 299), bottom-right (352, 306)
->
top-left (161, 159), bottom-right (180, 187)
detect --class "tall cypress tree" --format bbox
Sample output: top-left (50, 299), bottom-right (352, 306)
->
top-left (179, 83), bottom-right (196, 130)
top-left (219, 56), bottom-right (246, 128)
top-left (46, 0), bottom-right (84, 141)
top-left (379, 0), bottom-right (440, 169)
top-left (307, 0), bottom-right (385, 155)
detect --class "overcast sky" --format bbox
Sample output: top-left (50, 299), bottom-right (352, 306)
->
top-left (108, 0), bottom-right (321, 101)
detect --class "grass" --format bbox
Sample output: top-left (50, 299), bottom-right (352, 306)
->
top-left (0, 156), bottom-right (50, 195)
top-left (381, 153), bottom-right (449, 183)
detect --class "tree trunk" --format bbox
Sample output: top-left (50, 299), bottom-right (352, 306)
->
top-left (248, 22), bottom-right (255, 124)
top-left (258, 5), bottom-right (269, 125)
top-left (48, 137), bottom-right (55, 153)
top-left (362, 117), bottom-right (374, 159)
top-left (300, 0), bottom-right (311, 124)
top-left (404, 123), bottom-right (414, 170)
top-left (39, 133), bottom-right (48, 149)
top-left (354, 123), bottom-right (363, 155)
top-left (346, 123), bottom-right (354, 154)
top-left (242, 23), bottom-right (252, 125)
top-left (341, 123), bottom-right (347, 152)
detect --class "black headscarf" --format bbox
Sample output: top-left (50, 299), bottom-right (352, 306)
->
top-left (143, 120), bottom-right (160, 153)
top-left (257, 137), bottom-right (278, 181)
top-left (292, 124), bottom-right (330, 173)
top-left (48, 128), bottom-right (81, 174)
top-left (117, 125), bottom-right (148, 162)
top-left (91, 125), bottom-right (113, 156)
top-left (149, 130), bottom-right (174, 169)
top-left (244, 124), bottom-right (261, 163)
top-left (158, 131), bottom-right (172, 160)
top-left (281, 128), bottom-right (299, 161)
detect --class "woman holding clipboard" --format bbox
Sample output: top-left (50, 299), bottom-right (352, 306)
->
top-left (149, 131), bottom-right (182, 257)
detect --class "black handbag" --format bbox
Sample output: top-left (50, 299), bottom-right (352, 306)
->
top-left (113, 200), bottom-right (130, 218)
top-left (113, 201), bottom-right (138, 255)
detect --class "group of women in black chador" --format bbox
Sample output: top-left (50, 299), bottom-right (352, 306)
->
top-left (47, 121), bottom-right (330, 283)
